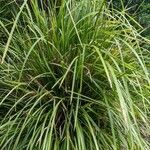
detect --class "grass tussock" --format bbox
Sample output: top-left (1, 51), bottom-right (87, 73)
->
top-left (0, 0), bottom-right (150, 149)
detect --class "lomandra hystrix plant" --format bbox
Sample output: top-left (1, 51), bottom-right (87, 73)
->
top-left (0, 0), bottom-right (150, 149)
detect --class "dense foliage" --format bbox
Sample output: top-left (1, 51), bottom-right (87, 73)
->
top-left (0, 0), bottom-right (150, 149)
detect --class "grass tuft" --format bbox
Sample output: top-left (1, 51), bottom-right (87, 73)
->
top-left (0, 0), bottom-right (150, 149)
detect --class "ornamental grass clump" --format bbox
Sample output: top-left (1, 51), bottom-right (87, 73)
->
top-left (0, 0), bottom-right (150, 149)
